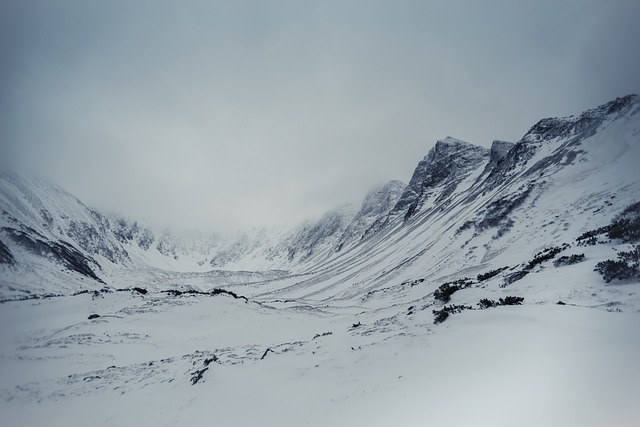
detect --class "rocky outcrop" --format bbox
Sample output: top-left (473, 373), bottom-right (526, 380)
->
top-left (390, 137), bottom-right (489, 221)
top-left (1, 95), bottom-right (638, 285)
top-left (336, 180), bottom-right (405, 251)
top-left (0, 239), bottom-right (15, 265)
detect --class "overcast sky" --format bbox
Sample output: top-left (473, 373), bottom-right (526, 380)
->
top-left (1, 1), bottom-right (639, 232)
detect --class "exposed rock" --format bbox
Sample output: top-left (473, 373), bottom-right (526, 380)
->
top-left (0, 239), bottom-right (15, 265)
top-left (390, 137), bottom-right (489, 221)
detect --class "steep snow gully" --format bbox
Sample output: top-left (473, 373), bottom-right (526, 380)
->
top-left (1, 95), bottom-right (640, 427)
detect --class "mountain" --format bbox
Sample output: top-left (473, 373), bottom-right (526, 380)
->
top-left (206, 180), bottom-right (407, 270)
top-left (246, 94), bottom-right (640, 301)
top-left (336, 180), bottom-right (406, 250)
top-left (0, 168), bottom-right (406, 297)
top-left (2, 95), bottom-right (640, 427)
top-left (0, 172), bottom-right (118, 292)
top-left (1, 95), bottom-right (639, 300)
top-left (0, 171), bottom-right (238, 296)
top-left (393, 136), bottom-right (490, 221)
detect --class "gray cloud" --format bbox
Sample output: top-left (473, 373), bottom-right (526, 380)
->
top-left (2, 0), bottom-right (639, 231)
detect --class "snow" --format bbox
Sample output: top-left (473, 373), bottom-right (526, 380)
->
top-left (2, 283), bottom-right (639, 426)
top-left (2, 95), bottom-right (640, 426)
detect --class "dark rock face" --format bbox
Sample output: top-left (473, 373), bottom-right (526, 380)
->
top-left (490, 140), bottom-right (515, 159)
top-left (480, 140), bottom-right (515, 178)
top-left (2, 227), bottom-right (104, 283)
top-left (484, 95), bottom-right (639, 191)
top-left (392, 137), bottom-right (489, 221)
top-left (460, 183), bottom-right (534, 237)
top-left (209, 179), bottom-right (406, 266)
top-left (480, 140), bottom-right (536, 191)
top-left (1, 94), bottom-right (638, 279)
top-left (0, 239), bottom-right (15, 265)
top-left (337, 180), bottom-right (405, 250)
top-left (0, 172), bottom-right (133, 281)
top-left (109, 215), bottom-right (155, 250)
top-left (287, 205), bottom-right (356, 261)
top-left (67, 218), bottom-right (130, 264)
top-left (354, 181), bottom-right (407, 227)
top-left (523, 95), bottom-right (637, 144)
top-left (367, 96), bottom-right (639, 241)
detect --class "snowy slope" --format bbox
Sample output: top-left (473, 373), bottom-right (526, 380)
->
top-left (1, 95), bottom-right (640, 427)
top-left (1, 251), bottom-right (639, 426)
top-left (248, 95), bottom-right (640, 301)
top-left (205, 180), bottom-right (407, 271)
top-left (0, 175), bottom-right (407, 297)
top-left (0, 172), bottom-right (225, 296)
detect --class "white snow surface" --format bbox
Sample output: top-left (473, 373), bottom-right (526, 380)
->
top-left (2, 95), bottom-right (640, 426)
top-left (1, 258), bottom-right (639, 426)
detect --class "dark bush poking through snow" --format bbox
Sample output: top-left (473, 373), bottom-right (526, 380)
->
top-left (576, 202), bottom-right (640, 245)
top-left (526, 244), bottom-right (570, 270)
top-left (477, 267), bottom-right (509, 282)
top-left (595, 245), bottom-right (640, 283)
top-left (163, 288), bottom-right (249, 302)
top-left (554, 254), bottom-right (585, 267)
top-left (607, 202), bottom-right (640, 243)
top-left (478, 298), bottom-right (497, 309)
top-left (432, 304), bottom-right (473, 324)
top-left (209, 288), bottom-right (248, 302)
top-left (499, 296), bottom-right (524, 306)
top-left (312, 332), bottom-right (333, 340)
top-left (576, 227), bottom-right (609, 244)
top-left (477, 296), bottom-right (524, 309)
top-left (433, 278), bottom-right (474, 303)
top-left (434, 283), bottom-right (461, 303)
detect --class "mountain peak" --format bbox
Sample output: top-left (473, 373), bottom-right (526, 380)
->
top-left (338, 180), bottom-right (406, 247)
top-left (489, 140), bottom-right (515, 155)
top-left (523, 94), bottom-right (639, 144)
top-left (392, 139), bottom-right (489, 220)
top-left (432, 136), bottom-right (479, 153)
top-left (595, 93), bottom-right (638, 116)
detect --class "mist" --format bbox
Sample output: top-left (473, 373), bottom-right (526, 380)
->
top-left (2, 0), bottom-right (639, 231)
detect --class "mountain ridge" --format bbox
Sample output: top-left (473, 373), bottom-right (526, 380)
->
top-left (2, 95), bottom-right (640, 427)
top-left (1, 94), bottom-right (639, 300)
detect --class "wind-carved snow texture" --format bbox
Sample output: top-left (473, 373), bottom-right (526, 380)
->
top-left (1, 95), bottom-right (640, 426)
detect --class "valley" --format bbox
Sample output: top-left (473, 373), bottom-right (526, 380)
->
top-left (1, 95), bottom-right (640, 426)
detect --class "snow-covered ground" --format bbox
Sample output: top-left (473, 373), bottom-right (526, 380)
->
top-left (2, 238), bottom-right (639, 426)
top-left (2, 95), bottom-right (640, 426)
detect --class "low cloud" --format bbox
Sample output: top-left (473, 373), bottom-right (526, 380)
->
top-left (2, 1), bottom-right (639, 231)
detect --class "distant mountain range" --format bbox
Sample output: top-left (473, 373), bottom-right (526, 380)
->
top-left (1, 94), bottom-right (639, 299)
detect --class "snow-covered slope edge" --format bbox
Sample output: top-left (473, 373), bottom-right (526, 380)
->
top-left (249, 95), bottom-right (640, 301)
top-left (2, 94), bottom-right (639, 302)
top-left (0, 169), bottom-right (406, 297)
top-left (2, 95), bottom-right (640, 427)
